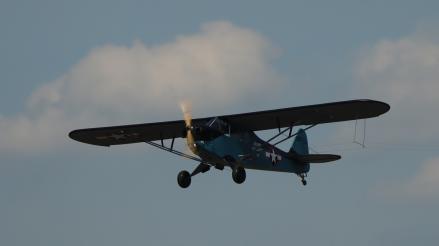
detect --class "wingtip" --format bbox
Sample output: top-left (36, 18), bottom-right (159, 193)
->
top-left (68, 129), bottom-right (109, 146)
top-left (383, 102), bottom-right (391, 113)
top-left (375, 100), bottom-right (391, 115)
top-left (359, 99), bottom-right (391, 115)
top-left (68, 130), bottom-right (78, 141)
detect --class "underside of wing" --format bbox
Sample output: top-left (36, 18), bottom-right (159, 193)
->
top-left (222, 99), bottom-right (390, 132)
top-left (69, 99), bottom-right (389, 146)
top-left (69, 120), bottom-right (187, 146)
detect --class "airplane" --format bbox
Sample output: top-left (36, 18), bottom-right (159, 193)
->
top-left (69, 99), bottom-right (390, 188)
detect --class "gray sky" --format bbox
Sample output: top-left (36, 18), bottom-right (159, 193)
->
top-left (1, 0), bottom-right (439, 245)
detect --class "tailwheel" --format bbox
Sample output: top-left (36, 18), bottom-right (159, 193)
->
top-left (299, 173), bottom-right (307, 186)
top-left (301, 179), bottom-right (307, 186)
top-left (177, 170), bottom-right (191, 188)
top-left (232, 166), bottom-right (246, 184)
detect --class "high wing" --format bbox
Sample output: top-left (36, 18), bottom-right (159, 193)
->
top-left (69, 99), bottom-right (390, 146)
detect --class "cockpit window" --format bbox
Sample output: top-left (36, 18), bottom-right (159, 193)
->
top-left (207, 117), bottom-right (230, 135)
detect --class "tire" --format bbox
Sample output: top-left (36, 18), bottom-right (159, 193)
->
top-left (232, 166), bottom-right (246, 184)
top-left (177, 170), bottom-right (191, 188)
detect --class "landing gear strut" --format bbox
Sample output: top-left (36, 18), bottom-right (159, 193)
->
top-left (177, 163), bottom-right (210, 188)
top-left (232, 166), bottom-right (246, 184)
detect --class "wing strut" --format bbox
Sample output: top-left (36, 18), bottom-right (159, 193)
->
top-left (353, 119), bottom-right (367, 148)
top-left (267, 124), bottom-right (294, 143)
top-left (145, 140), bottom-right (214, 166)
top-left (273, 124), bottom-right (317, 146)
top-left (146, 140), bottom-right (203, 163)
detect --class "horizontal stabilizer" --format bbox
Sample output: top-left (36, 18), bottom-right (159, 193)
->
top-left (290, 154), bottom-right (341, 163)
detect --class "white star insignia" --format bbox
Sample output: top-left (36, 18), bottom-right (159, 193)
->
top-left (265, 149), bottom-right (282, 165)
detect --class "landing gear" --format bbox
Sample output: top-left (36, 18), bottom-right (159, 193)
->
top-left (299, 173), bottom-right (307, 186)
top-left (232, 166), bottom-right (246, 184)
top-left (177, 164), bottom-right (246, 188)
top-left (177, 170), bottom-right (191, 188)
top-left (177, 163), bottom-right (210, 188)
top-left (301, 179), bottom-right (307, 186)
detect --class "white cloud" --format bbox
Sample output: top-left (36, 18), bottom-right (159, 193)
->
top-left (352, 29), bottom-right (439, 198)
top-left (353, 31), bottom-right (439, 143)
top-left (0, 21), bottom-right (285, 155)
top-left (405, 158), bottom-right (439, 198)
top-left (371, 157), bottom-right (439, 199)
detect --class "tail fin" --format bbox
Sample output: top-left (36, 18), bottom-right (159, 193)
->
top-left (288, 129), bottom-right (341, 164)
top-left (290, 129), bottom-right (309, 155)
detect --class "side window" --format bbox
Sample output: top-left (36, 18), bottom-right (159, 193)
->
top-left (207, 117), bottom-right (231, 136)
top-left (224, 124), bottom-right (231, 137)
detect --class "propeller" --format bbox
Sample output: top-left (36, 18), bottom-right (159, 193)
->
top-left (180, 101), bottom-right (198, 155)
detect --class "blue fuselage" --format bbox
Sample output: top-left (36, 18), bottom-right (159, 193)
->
top-left (195, 131), bottom-right (309, 175)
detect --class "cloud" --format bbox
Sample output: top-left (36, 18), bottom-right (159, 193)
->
top-left (352, 28), bottom-right (439, 198)
top-left (371, 157), bottom-right (439, 199)
top-left (405, 158), bottom-right (439, 198)
top-left (352, 30), bottom-right (439, 143)
top-left (0, 21), bottom-right (284, 155)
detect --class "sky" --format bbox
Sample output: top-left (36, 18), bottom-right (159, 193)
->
top-left (1, 0), bottom-right (439, 245)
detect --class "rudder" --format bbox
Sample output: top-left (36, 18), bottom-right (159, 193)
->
top-left (290, 129), bottom-right (309, 155)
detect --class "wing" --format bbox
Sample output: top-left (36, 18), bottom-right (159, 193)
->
top-left (223, 99), bottom-right (390, 132)
top-left (69, 120), bottom-right (188, 146)
top-left (69, 99), bottom-right (389, 146)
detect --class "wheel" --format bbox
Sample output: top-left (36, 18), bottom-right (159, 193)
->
top-left (232, 166), bottom-right (246, 184)
top-left (177, 170), bottom-right (191, 188)
top-left (301, 179), bottom-right (307, 186)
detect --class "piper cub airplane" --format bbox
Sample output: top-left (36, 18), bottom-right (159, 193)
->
top-left (69, 99), bottom-right (390, 188)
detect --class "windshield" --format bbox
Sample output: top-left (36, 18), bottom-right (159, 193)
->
top-left (206, 117), bottom-right (230, 135)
